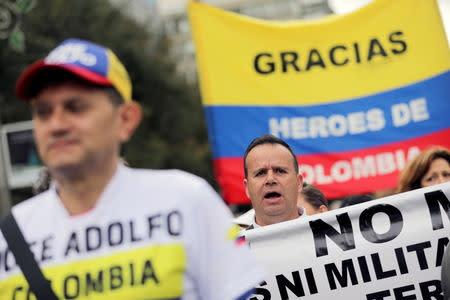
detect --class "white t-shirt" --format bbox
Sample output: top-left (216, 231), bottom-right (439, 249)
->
top-left (0, 164), bottom-right (264, 300)
top-left (234, 206), bottom-right (307, 229)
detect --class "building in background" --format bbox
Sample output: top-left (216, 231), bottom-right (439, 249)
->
top-left (157, 0), bottom-right (332, 83)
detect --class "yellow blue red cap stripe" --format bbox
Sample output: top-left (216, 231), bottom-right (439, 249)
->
top-left (15, 38), bottom-right (132, 102)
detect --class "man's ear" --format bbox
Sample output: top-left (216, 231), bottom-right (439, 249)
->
top-left (318, 205), bottom-right (328, 213)
top-left (243, 178), bottom-right (250, 198)
top-left (297, 173), bottom-right (303, 193)
top-left (118, 101), bottom-right (142, 142)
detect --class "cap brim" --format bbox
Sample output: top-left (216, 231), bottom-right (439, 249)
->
top-left (15, 60), bottom-right (113, 101)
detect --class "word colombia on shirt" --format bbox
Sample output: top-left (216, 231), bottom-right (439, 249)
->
top-left (0, 209), bottom-right (187, 300)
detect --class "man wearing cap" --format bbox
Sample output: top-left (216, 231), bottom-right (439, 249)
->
top-left (0, 39), bottom-right (264, 300)
top-left (242, 134), bottom-right (307, 230)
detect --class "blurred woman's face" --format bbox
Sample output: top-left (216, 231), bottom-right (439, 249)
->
top-left (420, 158), bottom-right (450, 187)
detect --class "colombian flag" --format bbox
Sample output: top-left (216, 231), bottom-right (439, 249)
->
top-left (188, 0), bottom-right (450, 204)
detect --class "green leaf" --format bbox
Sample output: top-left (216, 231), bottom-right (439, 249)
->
top-left (15, 0), bottom-right (35, 13)
top-left (8, 26), bottom-right (25, 52)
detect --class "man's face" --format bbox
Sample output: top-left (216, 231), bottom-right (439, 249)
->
top-left (32, 81), bottom-right (123, 178)
top-left (244, 143), bottom-right (302, 226)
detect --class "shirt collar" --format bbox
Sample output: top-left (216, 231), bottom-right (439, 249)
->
top-left (251, 205), bottom-right (307, 229)
top-left (49, 162), bottom-right (127, 217)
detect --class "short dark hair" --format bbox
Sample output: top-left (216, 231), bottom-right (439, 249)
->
top-left (340, 194), bottom-right (373, 208)
top-left (29, 69), bottom-right (125, 106)
top-left (243, 134), bottom-right (298, 178)
top-left (102, 85), bottom-right (125, 106)
top-left (301, 183), bottom-right (328, 209)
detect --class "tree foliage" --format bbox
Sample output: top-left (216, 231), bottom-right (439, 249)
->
top-left (0, 0), bottom-right (217, 195)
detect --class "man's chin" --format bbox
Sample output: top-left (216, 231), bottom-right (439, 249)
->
top-left (47, 160), bottom-right (83, 177)
top-left (263, 206), bottom-right (286, 217)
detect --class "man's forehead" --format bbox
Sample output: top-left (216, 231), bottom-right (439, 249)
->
top-left (248, 143), bottom-right (292, 157)
top-left (34, 80), bottom-right (99, 101)
top-left (44, 79), bottom-right (94, 91)
top-left (247, 144), bottom-right (294, 168)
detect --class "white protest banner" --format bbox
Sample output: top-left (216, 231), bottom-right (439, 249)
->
top-left (244, 182), bottom-right (450, 299)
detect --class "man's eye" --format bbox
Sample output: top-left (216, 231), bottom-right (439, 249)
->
top-left (426, 175), bottom-right (436, 182)
top-left (33, 106), bottom-right (51, 119)
top-left (255, 170), bottom-right (265, 176)
top-left (66, 102), bottom-right (87, 113)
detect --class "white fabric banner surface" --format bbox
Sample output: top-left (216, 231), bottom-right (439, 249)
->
top-left (244, 182), bottom-right (450, 300)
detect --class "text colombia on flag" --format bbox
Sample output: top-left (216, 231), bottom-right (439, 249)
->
top-left (188, 0), bottom-right (450, 204)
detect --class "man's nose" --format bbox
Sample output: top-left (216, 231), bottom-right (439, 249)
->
top-left (436, 175), bottom-right (449, 184)
top-left (48, 108), bottom-right (70, 135)
top-left (265, 170), bottom-right (276, 185)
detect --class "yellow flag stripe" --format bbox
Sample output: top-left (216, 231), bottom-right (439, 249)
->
top-left (188, 0), bottom-right (450, 106)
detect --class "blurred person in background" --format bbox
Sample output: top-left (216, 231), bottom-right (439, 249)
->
top-left (297, 183), bottom-right (328, 215)
top-left (340, 194), bottom-right (373, 208)
top-left (394, 146), bottom-right (450, 298)
top-left (396, 146), bottom-right (450, 193)
top-left (0, 38), bottom-right (264, 300)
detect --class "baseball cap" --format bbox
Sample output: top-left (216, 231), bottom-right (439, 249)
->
top-left (15, 38), bottom-right (132, 102)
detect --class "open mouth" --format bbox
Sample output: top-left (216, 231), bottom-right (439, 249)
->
top-left (48, 139), bottom-right (78, 150)
top-left (264, 192), bottom-right (281, 199)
